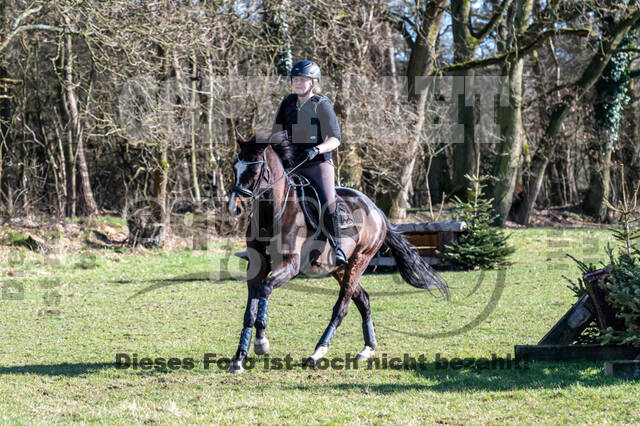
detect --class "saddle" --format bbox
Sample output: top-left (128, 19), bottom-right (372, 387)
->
top-left (288, 174), bottom-right (354, 232)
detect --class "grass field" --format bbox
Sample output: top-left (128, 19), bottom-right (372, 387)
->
top-left (1, 226), bottom-right (638, 423)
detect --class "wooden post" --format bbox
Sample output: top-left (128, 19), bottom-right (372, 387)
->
top-left (604, 360), bottom-right (640, 379)
top-left (583, 266), bottom-right (626, 332)
top-left (515, 344), bottom-right (640, 361)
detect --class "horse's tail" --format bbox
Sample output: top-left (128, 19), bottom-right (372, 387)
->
top-left (381, 212), bottom-right (450, 299)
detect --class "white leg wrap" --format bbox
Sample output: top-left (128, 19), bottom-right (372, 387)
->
top-left (356, 345), bottom-right (375, 361)
top-left (307, 346), bottom-right (329, 366)
top-left (254, 337), bottom-right (270, 355)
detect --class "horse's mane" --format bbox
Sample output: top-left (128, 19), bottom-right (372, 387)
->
top-left (268, 131), bottom-right (295, 169)
top-left (245, 131), bottom-right (295, 169)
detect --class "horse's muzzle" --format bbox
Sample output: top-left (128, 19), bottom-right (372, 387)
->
top-left (227, 192), bottom-right (243, 216)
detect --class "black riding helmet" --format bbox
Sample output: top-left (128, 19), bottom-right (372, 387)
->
top-left (289, 60), bottom-right (321, 83)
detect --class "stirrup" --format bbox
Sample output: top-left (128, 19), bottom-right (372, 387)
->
top-left (334, 246), bottom-right (348, 266)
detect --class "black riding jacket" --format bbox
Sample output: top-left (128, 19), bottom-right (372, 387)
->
top-left (271, 93), bottom-right (342, 164)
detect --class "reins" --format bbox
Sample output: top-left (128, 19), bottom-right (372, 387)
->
top-left (234, 151), bottom-right (312, 226)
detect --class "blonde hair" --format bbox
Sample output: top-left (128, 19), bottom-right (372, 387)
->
top-left (311, 77), bottom-right (321, 94)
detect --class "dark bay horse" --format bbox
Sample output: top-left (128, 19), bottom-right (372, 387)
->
top-left (226, 131), bottom-right (449, 373)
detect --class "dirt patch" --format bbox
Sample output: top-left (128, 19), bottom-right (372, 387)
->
top-left (0, 215), bottom-right (243, 254)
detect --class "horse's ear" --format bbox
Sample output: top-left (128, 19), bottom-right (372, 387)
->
top-left (235, 129), bottom-right (246, 144)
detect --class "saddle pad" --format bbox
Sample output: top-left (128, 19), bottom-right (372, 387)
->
top-left (293, 182), bottom-right (353, 231)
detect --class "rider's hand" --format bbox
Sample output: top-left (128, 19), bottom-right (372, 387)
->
top-left (296, 147), bottom-right (319, 164)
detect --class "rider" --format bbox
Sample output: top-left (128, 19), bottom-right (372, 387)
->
top-left (271, 59), bottom-right (348, 266)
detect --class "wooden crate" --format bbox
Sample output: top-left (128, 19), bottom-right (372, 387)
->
top-left (403, 232), bottom-right (439, 256)
top-left (369, 221), bottom-right (467, 268)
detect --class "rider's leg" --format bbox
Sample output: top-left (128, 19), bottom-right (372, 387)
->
top-left (298, 161), bottom-right (348, 265)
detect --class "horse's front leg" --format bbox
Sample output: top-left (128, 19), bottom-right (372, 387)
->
top-left (230, 254), bottom-right (300, 373)
top-left (229, 243), bottom-right (269, 374)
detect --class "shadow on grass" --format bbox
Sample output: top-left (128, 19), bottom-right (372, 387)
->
top-left (287, 361), bottom-right (623, 393)
top-left (115, 271), bottom-right (427, 300)
top-left (0, 362), bottom-right (116, 377)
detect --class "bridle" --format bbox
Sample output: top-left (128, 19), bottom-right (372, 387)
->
top-left (231, 150), bottom-right (269, 199)
top-left (231, 149), bottom-right (311, 224)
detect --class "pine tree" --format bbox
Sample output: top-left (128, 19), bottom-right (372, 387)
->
top-left (442, 173), bottom-right (515, 270)
top-left (599, 173), bottom-right (640, 346)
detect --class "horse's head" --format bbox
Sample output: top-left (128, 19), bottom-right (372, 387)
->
top-left (227, 131), bottom-right (266, 216)
top-left (228, 130), bottom-right (291, 216)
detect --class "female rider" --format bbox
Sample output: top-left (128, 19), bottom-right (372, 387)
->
top-left (271, 60), bottom-right (348, 266)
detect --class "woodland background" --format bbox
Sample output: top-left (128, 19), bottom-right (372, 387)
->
top-left (1, 0), bottom-right (640, 236)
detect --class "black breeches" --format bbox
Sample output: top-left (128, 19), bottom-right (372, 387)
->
top-left (296, 160), bottom-right (337, 215)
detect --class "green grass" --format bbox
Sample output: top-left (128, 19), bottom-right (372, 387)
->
top-left (1, 228), bottom-right (638, 423)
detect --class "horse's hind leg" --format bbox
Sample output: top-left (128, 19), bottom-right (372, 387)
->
top-left (352, 283), bottom-right (377, 361)
top-left (307, 254), bottom-right (369, 366)
top-left (331, 269), bottom-right (376, 358)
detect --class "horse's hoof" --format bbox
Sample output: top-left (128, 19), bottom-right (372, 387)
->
top-left (307, 346), bottom-right (329, 367)
top-left (356, 346), bottom-right (375, 361)
top-left (229, 360), bottom-right (245, 374)
top-left (254, 338), bottom-right (270, 355)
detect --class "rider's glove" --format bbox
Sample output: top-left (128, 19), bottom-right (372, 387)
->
top-left (296, 147), bottom-right (319, 164)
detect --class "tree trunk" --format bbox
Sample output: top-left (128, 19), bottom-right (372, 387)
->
top-left (492, 0), bottom-right (532, 225)
top-left (151, 47), bottom-right (171, 230)
top-left (450, 0), bottom-right (478, 195)
top-left (206, 57), bottom-right (226, 199)
top-left (583, 147), bottom-right (612, 221)
top-left (428, 149), bottom-right (450, 204)
top-left (389, 0), bottom-right (446, 220)
top-left (566, 143), bottom-right (578, 204)
top-left (334, 74), bottom-right (362, 189)
top-left (492, 59), bottom-right (525, 222)
top-left (0, 67), bottom-right (10, 213)
top-left (190, 54), bottom-right (201, 203)
top-left (151, 144), bottom-right (169, 225)
top-left (451, 70), bottom-right (477, 197)
top-left (63, 29), bottom-right (98, 217)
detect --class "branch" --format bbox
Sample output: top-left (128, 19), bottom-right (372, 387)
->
top-left (387, 12), bottom-right (416, 50)
top-left (470, 0), bottom-right (513, 41)
top-left (389, 10), bottom-right (418, 33)
top-left (1, 6), bottom-right (82, 53)
top-left (0, 78), bottom-right (23, 85)
top-left (436, 27), bottom-right (593, 73)
top-left (10, 6), bottom-right (42, 32)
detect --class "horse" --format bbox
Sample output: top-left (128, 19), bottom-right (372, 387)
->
top-left (226, 131), bottom-right (449, 373)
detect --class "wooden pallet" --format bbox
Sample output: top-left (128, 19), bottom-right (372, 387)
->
top-left (515, 266), bottom-right (640, 378)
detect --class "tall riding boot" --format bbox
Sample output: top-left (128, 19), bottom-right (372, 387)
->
top-left (325, 209), bottom-right (348, 266)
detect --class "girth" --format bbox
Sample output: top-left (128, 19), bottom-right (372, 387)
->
top-left (287, 174), bottom-right (354, 232)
